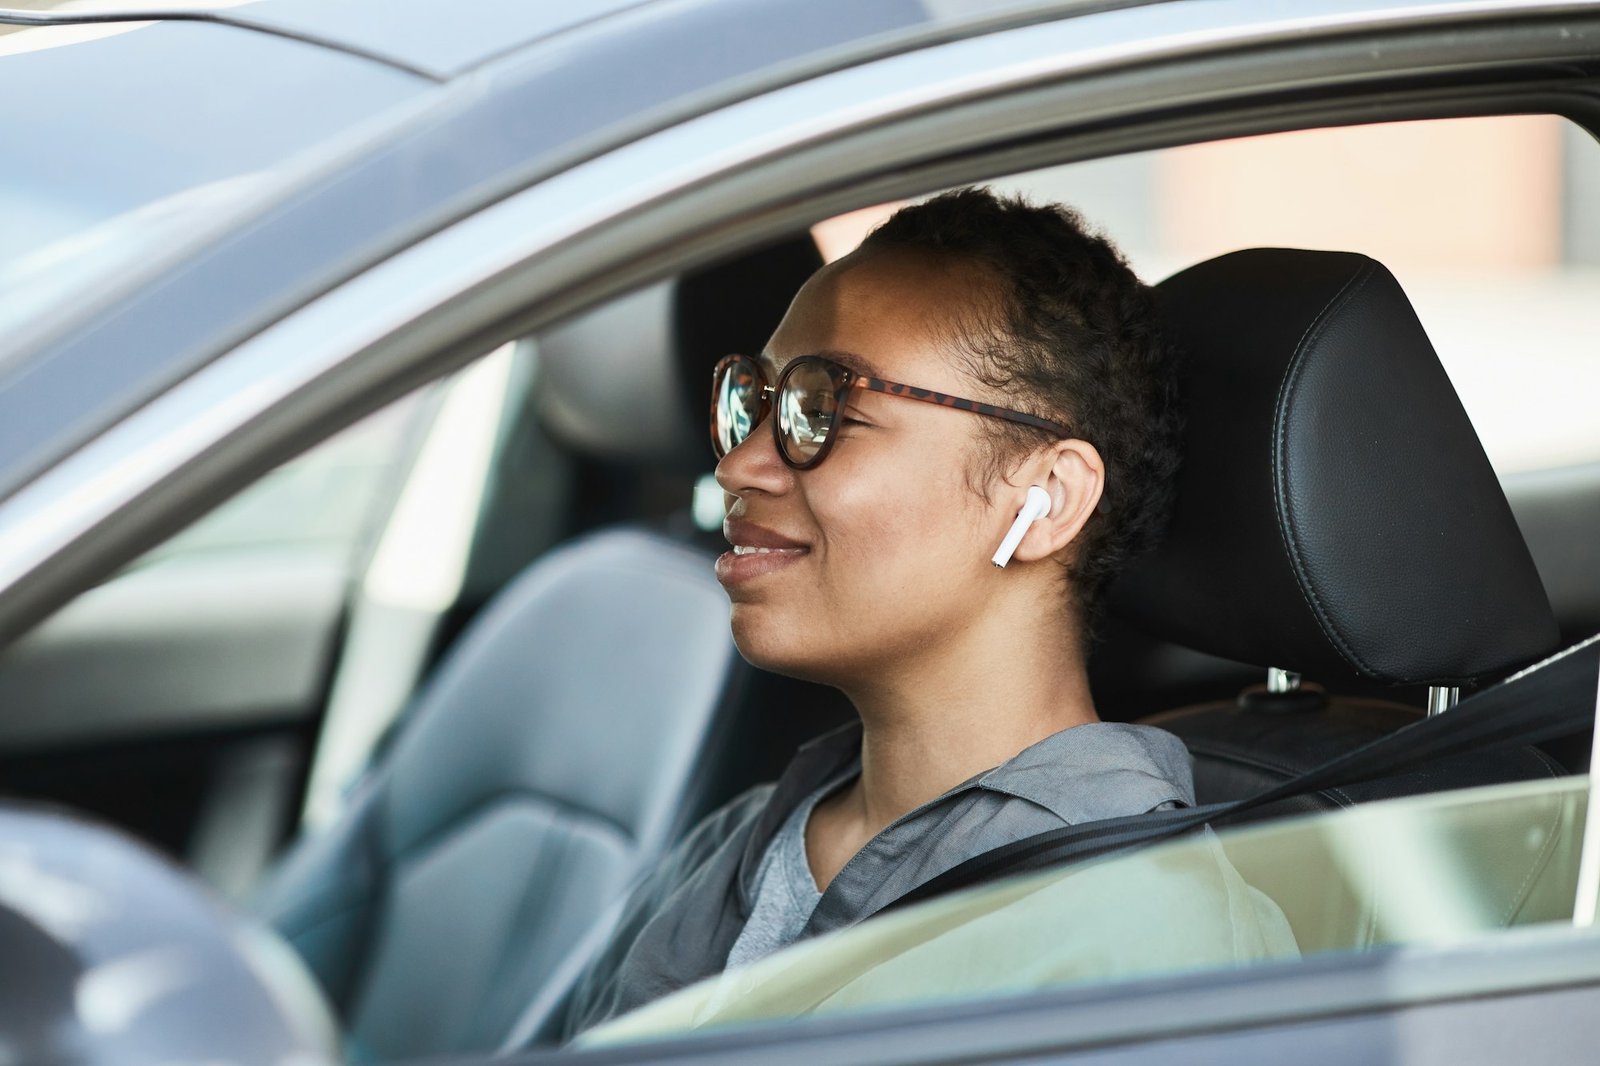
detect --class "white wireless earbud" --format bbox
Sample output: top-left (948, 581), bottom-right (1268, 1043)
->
top-left (991, 485), bottom-right (1052, 568)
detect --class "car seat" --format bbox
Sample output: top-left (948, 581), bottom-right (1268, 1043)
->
top-left (1112, 248), bottom-right (1564, 816)
top-left (252, 236), bottom-right (852, 1060)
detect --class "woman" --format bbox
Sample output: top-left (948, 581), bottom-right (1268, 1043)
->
top-left (559, 187), bottom-right (1189, 1037)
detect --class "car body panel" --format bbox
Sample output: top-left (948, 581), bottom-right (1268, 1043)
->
top-left (202, 0), bottom-right (657, 79)
top-left (0, 0), bottom-right (928, 505)
top-left (0, 18), bottom-right (427, 278)
top-left (0, 0), bottom-right (1597, 1059)
top-left (0, 13), bottom-right (437, 510)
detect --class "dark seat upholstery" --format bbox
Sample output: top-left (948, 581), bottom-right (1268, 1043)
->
top-left (1146, 689), bottom-right (1563, 821)
top-left (1112, 248), bottom-right (1562, 814)
top-left (253, 237), bottom-right (841, 1059)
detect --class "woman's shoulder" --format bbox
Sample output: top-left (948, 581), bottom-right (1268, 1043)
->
top-left (977, 720), bottom-right (1196, 825)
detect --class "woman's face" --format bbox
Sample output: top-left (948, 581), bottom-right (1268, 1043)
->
top-left (713, 247), bottom-right (1016, 686)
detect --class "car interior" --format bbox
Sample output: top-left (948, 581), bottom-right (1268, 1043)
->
top-left (0, 111), bottom-right (1596, 1062)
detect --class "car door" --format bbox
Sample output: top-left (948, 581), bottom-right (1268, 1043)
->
top-left (1, 0), bottom-right (1599, 1061)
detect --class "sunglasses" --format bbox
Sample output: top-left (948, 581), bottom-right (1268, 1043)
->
top-left (710, 353), bottom-right (1073, 469)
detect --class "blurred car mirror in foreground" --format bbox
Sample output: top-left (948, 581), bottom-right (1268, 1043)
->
top-left (0, 803), bottom-right (339, 1066)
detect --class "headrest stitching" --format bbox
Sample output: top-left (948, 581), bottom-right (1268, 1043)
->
top-left (1271, 259), bottom-right (1381, 678)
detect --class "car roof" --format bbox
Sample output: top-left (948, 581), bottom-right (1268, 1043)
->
top-left (2, 0), bottom-right (654, 78)
top-left (1, 0), bottom-right (1185, 79)
top-left (0, 0), bottom-right (975, 503)
top-left (209, 0), bottom-right (654, 78)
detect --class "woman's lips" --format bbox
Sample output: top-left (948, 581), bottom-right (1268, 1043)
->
top-left (718, 519), bottom-right (809, 586)
top-left (715, 544), bottom-right (808, 585)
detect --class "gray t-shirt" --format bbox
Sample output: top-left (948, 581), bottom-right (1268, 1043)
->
top-left (725, 771), bottom-right (856, 969)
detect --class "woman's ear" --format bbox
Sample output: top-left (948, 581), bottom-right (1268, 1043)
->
top-left (1008, 439), bottom-right (1104, 564)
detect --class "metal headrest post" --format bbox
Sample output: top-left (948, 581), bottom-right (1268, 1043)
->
top-left (1266, 668), bottom-right (1301, 694)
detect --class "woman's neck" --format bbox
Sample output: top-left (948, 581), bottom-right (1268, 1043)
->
top-left (834, 617), bottom-right (1101, 836)
top-left (801, 582), bottom-right (1103, 891)
top-left (805, 644), bottom-right (1098, 890)
top-left (850, 691), bottom-right (1097, 833)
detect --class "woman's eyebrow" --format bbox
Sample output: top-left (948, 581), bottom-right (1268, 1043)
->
top-left (760, 349), bottom-right (883, 378)
top-left (815, 348), bottom-right (882, 378)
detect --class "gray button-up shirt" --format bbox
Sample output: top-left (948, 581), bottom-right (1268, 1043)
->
top-left (560, 719), bottom-right (1194, 1039)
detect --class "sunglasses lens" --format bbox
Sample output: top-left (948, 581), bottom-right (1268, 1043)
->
top-left (776, 359), bottom-right (843, 465)
top-left (712, 357), bottom-right (763, 457)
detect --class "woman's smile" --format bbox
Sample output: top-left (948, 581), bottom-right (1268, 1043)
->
top-left (716, 519), bottom-right (810, 587)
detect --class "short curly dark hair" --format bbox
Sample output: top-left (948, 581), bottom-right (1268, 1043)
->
top-left (859, 187), bottom-right (1182, 636)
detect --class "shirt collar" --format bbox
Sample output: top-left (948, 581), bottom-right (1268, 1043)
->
top-left (735, 719), bottom-right (1195, 906)
top-left (972, 721), bottom-right (1196, 824)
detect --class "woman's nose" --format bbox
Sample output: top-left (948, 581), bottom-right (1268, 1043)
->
top-left (714, 415), bottom-right (791, 499)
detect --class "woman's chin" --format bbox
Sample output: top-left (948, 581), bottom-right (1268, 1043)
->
top-left (729, 608), bottom-right (838, 684)
top-left (728, 607), bottom-right (792, 667)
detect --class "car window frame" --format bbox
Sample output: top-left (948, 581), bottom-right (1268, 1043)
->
top-left (0, 5), bottom-right (1596, 1057)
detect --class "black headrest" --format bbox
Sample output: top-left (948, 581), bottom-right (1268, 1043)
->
top-left (534, 235), bottom-right (822, 471)
top-left (1111, 248), bottom-right (1557, 686)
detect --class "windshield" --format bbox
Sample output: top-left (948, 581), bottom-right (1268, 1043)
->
top-left (0, 15), bottom-right (424, 341)
top-left (582, 773), bottom-right (1587, 1045)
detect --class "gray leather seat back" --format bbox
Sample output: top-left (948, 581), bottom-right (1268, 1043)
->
top-left (254, 531), bottom-right (739, 1060)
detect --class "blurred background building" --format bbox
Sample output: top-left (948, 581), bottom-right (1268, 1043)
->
top-left (816, 115), bottom-right (1600, 475)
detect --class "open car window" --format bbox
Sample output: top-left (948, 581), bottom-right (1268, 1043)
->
top-left (568, 113), bottom-right (1600, 1049)
top-left (583, 770), bottom-right (1588, 1046)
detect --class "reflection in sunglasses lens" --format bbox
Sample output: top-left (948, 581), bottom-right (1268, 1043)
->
top-left (711, 357), bottom-right (847, 466)
top-left (714, 360), bottom-right (762, 455)
top-left (779, 360), bottom-right (838, 464)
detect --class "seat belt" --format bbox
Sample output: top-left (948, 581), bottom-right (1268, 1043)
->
top-left (881, 633), bottom-right (1600, 915)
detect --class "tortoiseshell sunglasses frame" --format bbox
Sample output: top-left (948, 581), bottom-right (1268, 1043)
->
top-left (710, 353), bottom-right (1074, 470)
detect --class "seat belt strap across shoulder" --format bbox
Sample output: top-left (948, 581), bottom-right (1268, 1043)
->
top-left (881, 634), bottom-right (1600, 915)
